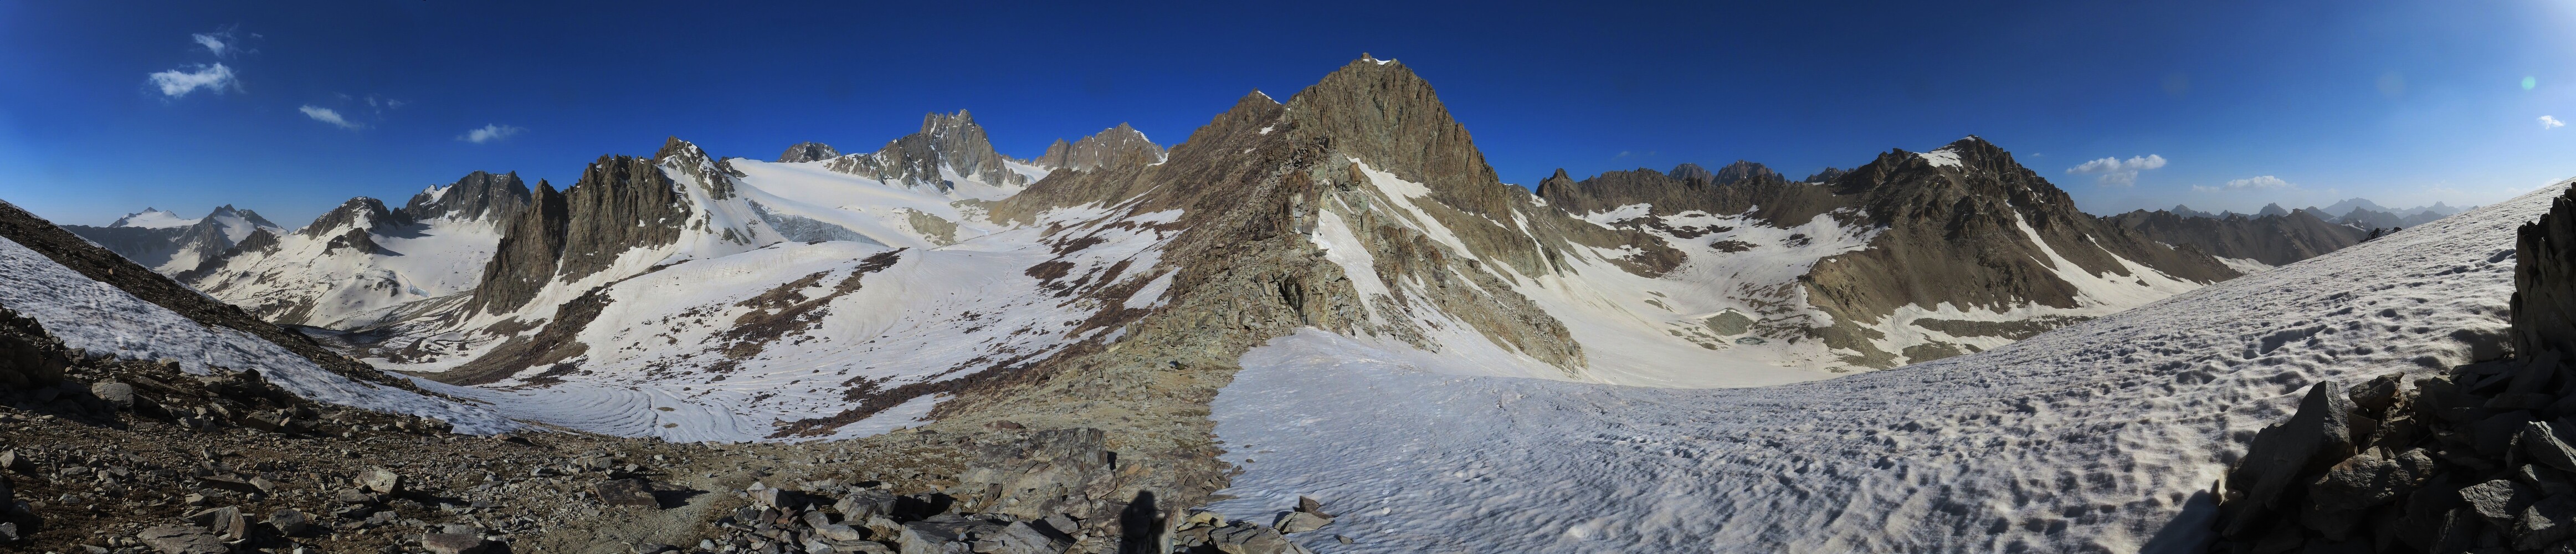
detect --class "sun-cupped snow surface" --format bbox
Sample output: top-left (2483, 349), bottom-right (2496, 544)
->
top-left (1208, 181), bottom-right (2563, 552)
top-left (0, 235), bottom-right (518, 434)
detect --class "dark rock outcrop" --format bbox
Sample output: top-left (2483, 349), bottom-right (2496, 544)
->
top-left (297, 197), bottom-right (412, 239)
top-left (462, 179), bottom-right (571, 317)
top-left (402, 171), bottom-right (532, 223)
top-left (2209, 186), bottom-right (2576, 553)
top-left (776, 141), bottom-right (841, 163)
top-left (2516, 187), bottom-right (2576, 359)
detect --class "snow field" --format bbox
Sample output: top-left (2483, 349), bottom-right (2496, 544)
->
top-left (0, 234), bottom-right (519, 434)
top-left (1207, 181), bottom-right (2565, 552)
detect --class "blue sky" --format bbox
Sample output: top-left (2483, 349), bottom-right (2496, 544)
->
top-left (3, 1), bottom-right (2572, 227)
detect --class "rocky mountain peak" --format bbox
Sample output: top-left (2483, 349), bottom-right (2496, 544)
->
top-left (1282, 57), bottom-right (1516, 220)
top-left (1533, 168), bottom-right (1576, 199)
top-left (1034, 122), bottom-right (1164, 172)
top-left (1710, 161), bottom-right (1772, 185)
top-left (653, 136), bottom-right (737, 199)
top-left (1804, 167), bottom-right (1849, 184)
top-left (2256, 203), bottom-right (2290, 217)
top-left (403, 171), bottom-right (532, 223)
top-left (296, 197), bottom-right (410, 239)
top-left (822, 111), bottom-right (1027, 192)
top-left (776, 142), bottom-right (840, 163)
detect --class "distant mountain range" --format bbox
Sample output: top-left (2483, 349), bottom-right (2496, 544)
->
top-left (2167, 198), bottom-right (2469, 230)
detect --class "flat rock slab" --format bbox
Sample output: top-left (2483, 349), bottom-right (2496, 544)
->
top-left (422, 532), bottom-right (496, 554)
top-left (594, 478), bottom-right (659, 507)
top-left (137, 525), bottom-right (227, 554)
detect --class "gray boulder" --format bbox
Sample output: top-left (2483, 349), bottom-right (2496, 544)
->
top-left (268, 507), bottom-right (312, 536)
top-left (89, 381), bottom-right (135, 408)
top-left (2515, 495), bottom-right (2576, 550)
top-left (594, 478), bottom-right (659, 507)
top-left (895, 515), bottom-right (984, 553)
top-left (422, 532), bottom-right (497, 554)
top-left (2220, 381), bottom-right (2354, 535)
top-left (357, 466), bottom-right (402, 494)
top-left (1210, 522), bottom-right (1292, 554)
top-left (183, 505), bottom-right (248, 540)
top-left (2461, 479), bottom-right (2539, 529)
top-left (2524, 421), bottom-right (2576, 473)
top-left (1275, 510), bottom-right (1331, 534)
top-left (982, 520), bottom-right (1073, 554)
top-left (136, 525), bottom-right (227, 554)
top-left (837, 489), bottom-right (899, 519)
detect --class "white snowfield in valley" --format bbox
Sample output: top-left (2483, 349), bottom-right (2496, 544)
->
top-left (364, 145), bottom-right (1185, 442)
top-left (1206, 182), bottom-right (2562, 552)
top-left (0, 232), bottom-right (519, 434)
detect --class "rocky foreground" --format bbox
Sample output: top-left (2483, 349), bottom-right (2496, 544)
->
top-left (2209, 187), bottom-right (2576, 553)
top-left (0, 305), bottom-right (1337, 554)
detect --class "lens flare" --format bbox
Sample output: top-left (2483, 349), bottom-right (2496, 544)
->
top-left (2527, 76), bottom-right (2540, 90)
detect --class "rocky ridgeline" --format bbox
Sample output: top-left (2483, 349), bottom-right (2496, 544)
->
top-left (822, 111), bottom-right (1029, 192)
top-left (2210, 187), bottom-right (2576, 553)
top-left (1033, 124), bottom-right (1164, 172)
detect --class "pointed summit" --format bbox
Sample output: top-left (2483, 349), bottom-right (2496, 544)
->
top-left (777, 141), bottom-right (840, 163)
top-left (1282, 56), bottom-right (1513, 219)
top-left (823, 110), bottom-right (1027, 192)
top-left (403, 171), bottom-right (532, 222)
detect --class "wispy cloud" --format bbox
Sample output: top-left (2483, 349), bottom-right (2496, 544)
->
top-left (2192, 175), bottom-right (2295, 192)
top-left (2064, 154), bottom-right (2167, 187)
top-left (192, 33), bottom-right (230, 57)
top-left (146, 64), bottom-right (238, 98)
top-left (299, 105), bottom-right (361, 130)
top-left (2543, 115), bottom-right (2565, 129)
top-left (458, 124), bottom-right (524, 144)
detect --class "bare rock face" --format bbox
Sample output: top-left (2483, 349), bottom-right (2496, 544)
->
top-left (461, 142), bottom-right (698, 315)
top-left (402, 171), bottom-right (532, 223)
top-left (823, 110), bottom-right (1028, 191)
top-left (462, 178), bottom-right (569, 316)
top-left (2516, 186), bottom-right (2576, 357)
top-left (0, 307), bottom-right (71, 390)
top-left (296, 197), bottom-right (412, 240)
top-left (776, 141), bottom-right (841, 163)
top-left (1033, 123), bottom-right (1164, 172)
top-left (2102, 207), bottom-right (2367, 266)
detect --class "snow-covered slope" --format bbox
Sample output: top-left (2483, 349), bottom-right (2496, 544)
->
top-left (182, 173), bottom-right (530, 329)
top-left (109, 207), bottom-right (196, 228)
top-left (1204, 179), bottom-right (2559, 552)
top-left (65, 205), bottom-right (286, 273)
top-left (0, 232), bottom-right (516, 433)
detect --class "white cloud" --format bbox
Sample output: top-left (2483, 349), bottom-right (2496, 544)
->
top-left (2064, 154), bottom-right (2167, 187)
top-left (299, 105), bottom-right (361, 130)
top-left (2543, 115), bottom-right (2565, 129)
top-left (146, 63), bottom-right (238, 98)
top-left (2192, 175), bottom-right (2295, 192)
top-left (458, 124), bottom-right (524, 144)
top-left (192, 33), bottom-right (229, 57)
